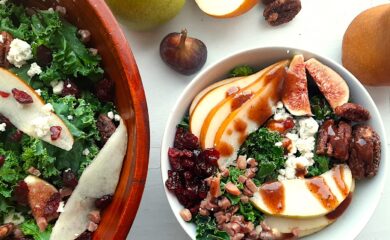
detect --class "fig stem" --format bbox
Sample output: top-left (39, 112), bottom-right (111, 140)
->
top-left (179, 29), bottom-right (188, 49)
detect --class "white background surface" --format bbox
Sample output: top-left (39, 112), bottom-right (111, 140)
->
top-left (121, 0), bottom-right (390, 239)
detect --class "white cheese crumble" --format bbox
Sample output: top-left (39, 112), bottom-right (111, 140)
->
top-left (275, 141), bottom-right (283, 147)
top-left (42, 103), bottom-right (54, 113)
top-left (66, 84), bottom-right (72, 88)
top-left (114, 114), bottom-right (121, 122)
top-left (6, 39), bottom-right (33, 68)
top-left (67, 115), bottom-right (73, 120)
top-left (51, 80), bottom-right (64, 95)
top-left (0, 123), bottom-right (6, 132)
top-left (0, 35), bottom-right (3, 43)
top-left (0, 0), bottom-right (7, 5)
top-left (35, 89), bottom-right (42, 96)
top-left (107, 111), bottom-right (114, 119)
top-left (32, 116), bottom-right (51, 138)
top-left (273, 101), bottom-right (291, 121)
top-left (278, 117), bottom-right (319, 181)
top-left (82, 148), bottom-right (90, 156)
top-left (57, 201), bottom-right (65, 213)
top-left (27, 62), bottom-right (42, 78)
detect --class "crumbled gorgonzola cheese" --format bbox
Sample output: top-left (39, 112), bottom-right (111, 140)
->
top-left (0, 123), bottom-right (6, 132)
top-left (6, 39), bottom-right (33, 68)
top-left (32, 116), bottom-right (51, 138)
top-left (82, 148), bottom-right (90, 156)
top-left (27, 62), bottom-right (42, 78)
top-left (107, 111), bottom-right (114, 119)
top-left (51, 81), bottom-right (64, 95)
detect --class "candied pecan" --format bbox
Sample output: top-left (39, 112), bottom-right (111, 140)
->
top-left (61, 79), bottom-right (81, 97)
top-left (50, 126), bottom-right (62, 140)
top-left (78, 29), bottom-right (91, 43)
top-left (327, 121), bottom-right (352, 161)
top-left (349, 125), bottom-right (381, 179)
top-left (95, 78), bottom-right (115, 102)
top-left (0, 223), bottom-right (15, 239)
top-left (316, 119), bottom-right (335, 155)
top-left (36, 45), bottom-right (53, 67)
top-left (96, 114), bottom-right (116, 144)
top-left (262, 0), bottom-right (277, 4)
top-left (0, 31), bottom-right (13, 68)
top-left (335, 103), bottom-right (371, 122)
top-left (263, 0), bottom-right (302, 26)
top-left (43, 192), bottom-right (61, 218)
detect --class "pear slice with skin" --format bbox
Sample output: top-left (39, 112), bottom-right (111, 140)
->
top-left (195, 0), bottom-right (258, 18)
top-left (50, 119), bottom-right (128, 240)
top-left (199, 60), bottom-right (289, 151)
top-left (189, 76), bottom-right (243, 115)
top-left (0, 68), bottom-right (74, 151)
top-left (251, 165), bottom-right (354, 218)
top-left (263, 181), bottom-right (355, 237)
top-left (214, 62), bottom-right (287, 168)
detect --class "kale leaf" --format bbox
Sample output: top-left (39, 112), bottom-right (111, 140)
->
top-left (307, 155), bottom-right (330, 177)
top-left (229, 65), bottom-right (255, 77)
top-left (195, 215), bottom-right (230, 240)
top-left (238, 128), bottom-right (284, 184)
top-left (310, 95), bottom-right (337, 121)
top-left (178, 115), bottom-right (190, 130)
top-left (21, 219), bottom-right (52, 240)
top-left (239, 202), bottom-right (264, 225)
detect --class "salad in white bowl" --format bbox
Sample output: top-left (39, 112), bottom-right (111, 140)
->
top-left (161, 47), bottom-right (387, 240)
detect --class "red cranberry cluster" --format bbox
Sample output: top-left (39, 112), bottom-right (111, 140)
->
top-left (165, 127), bottom-right (220, 215)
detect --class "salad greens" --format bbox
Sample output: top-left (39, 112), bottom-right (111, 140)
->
top-left (310, 95), bottom-right (337, 121)
top-left (229, 65), bottom-right (254, 78)
top-left (0, 2), bottom-right (115, 238)
top-left (238, 128), bottom-right (284, 184)
top-left (195, 215), bottom-right (230, 240)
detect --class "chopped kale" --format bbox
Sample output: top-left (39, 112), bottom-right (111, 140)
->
top-left (195, 215), bottom-right (230, 240)
top-left (310, 95), bottom-right (337, 121)
top-left (307, 155), bottom-right (330, 177)
top-left (229, 65), bottom-right (255, 77)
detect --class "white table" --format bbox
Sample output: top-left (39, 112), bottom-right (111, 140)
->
top-left (123, 0), bottom-right (390, 239)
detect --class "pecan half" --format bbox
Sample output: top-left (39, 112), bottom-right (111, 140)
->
top-left (349, 125), bottom-right (381, 179)
top-left (335, 102), bottom-right (371, 122)
top-left (0, 223), bottom-right (15, 239)
top-left (0, 31), bottom-right (13, 68)
top-left (263, 0), bottom-right (302, 26)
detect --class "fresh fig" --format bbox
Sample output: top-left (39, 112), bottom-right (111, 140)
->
top-left (160, 29), bottom-right (207, 75)
top-left (305, 58), bottom-right (349, 110)
top-left (282, 55), bottom-right (312, 116)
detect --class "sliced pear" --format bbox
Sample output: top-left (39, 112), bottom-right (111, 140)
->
top-left (214, 63), bottom-right (287, 168)
top-left (199, 60), bottom-right (289, 151)
top-left (191, 70), bottom-right (269, 138)
top-left (251, 164), bottom-right (354, 218)
top-left (50, 120), bottom-right (128, 240)
top-left (0, 68), bottom-right (74, 151)
top-left (195, 0), bottom-right (258, 18)
top-left (264, 215), bottom-right (335, 238)
top-left (189, 76), bottom-right (242, 115)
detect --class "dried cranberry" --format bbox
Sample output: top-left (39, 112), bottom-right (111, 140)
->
top-left (195, 161), bottom-right (215, 178)
top-left (183, 171), bottom-right (193, 181)
top-left (50, 126), bottom-right (62, 140)
top-left (168, 148), bottom-right (183, 171)
top-left (75, 231), bottom-right (92, 240)
top-left (0, 90), bottom-right (10, 98)
top-left (0, 155), bottom-right (5, 168)
top-left (95, 194), bottom-right (113, 210)
top-left (13, 181), bottom-right (29, 206)
top-left (198, 180), bottom-right (208, 199)
top-left (174, 127), bottom-right (199, 150)
top-left (62, 169), bottom-right (78, 189)
top-left (36, 45), bottom-right (53, 67)
top-left (61, 79), bottom-right (80, 98)
top-left (200, 148), bottom-right (220, 166)
top-left (97, 114), bottom-right (116, 144)
top-left (43, 192), bottom-right (61, 218)
top-left (189, 203), bottom-right (200, 216)
top-left (10, 129), bottom-right (23, 142)
top-left (12, 88), bottom-right (33, 104)
top-left (165, 170), bottom-right (183, 192)
top-left (95, 78), bottom-right (115, 102)
top-left (283, 118), bottom-right (295, 130)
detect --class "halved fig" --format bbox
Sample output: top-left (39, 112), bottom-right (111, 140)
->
top-left (282, 55), bottom-right (312, 116)
top-left (24, 175), bottom-right (60, 231)
top-left (305, 58), bottom-right (349, 110)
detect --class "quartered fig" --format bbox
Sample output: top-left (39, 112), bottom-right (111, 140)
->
top-left (160, 29), bottom-right (207, 75)
top-left (282, 55), bottom-right (312, 116)
top-left (305, 58), bottom-right (349, 110)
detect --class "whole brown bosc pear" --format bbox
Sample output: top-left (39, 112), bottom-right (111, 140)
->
top-left (342, 4), bottom-right (390, 86)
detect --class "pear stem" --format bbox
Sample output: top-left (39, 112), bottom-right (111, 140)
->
top-left (179, 29), bottom-right (187, 49)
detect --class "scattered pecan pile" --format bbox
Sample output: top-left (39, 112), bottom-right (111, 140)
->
top-left (262, 0), bottom-right (302, 26)
top-left (316, 102), bottom-right (381, 179)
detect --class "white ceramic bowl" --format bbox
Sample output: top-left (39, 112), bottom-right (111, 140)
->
top-left (161, 47), bottom-right (388, 240)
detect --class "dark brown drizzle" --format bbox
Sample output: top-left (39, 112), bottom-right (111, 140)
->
top-left (333, 165), bottom-right (349, 197)
top-left (326, 193), bottom-right (353, 220)
top-left (306, 177), bottom-right (338, 210)
top-left (260, 181), bottom-right (285, 214)
top-left (295, 163), bottom-right (307, 178)
top-left (231, 91), bottom-right (253, 111)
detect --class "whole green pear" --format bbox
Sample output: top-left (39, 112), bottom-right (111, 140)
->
top-left (106, 0), bottom-right (186, 31)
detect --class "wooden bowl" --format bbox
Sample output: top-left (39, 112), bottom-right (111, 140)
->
top-left (25, 0), bottom-right (150, 239)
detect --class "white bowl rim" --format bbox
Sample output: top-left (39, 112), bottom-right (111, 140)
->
top-left (160, 46), bottom-right (388, 240)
